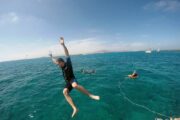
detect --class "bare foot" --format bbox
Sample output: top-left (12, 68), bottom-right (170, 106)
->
top-left (71, 107), bottom-right (78, 118)
top-left (89, 95), bottom-right (100, 100)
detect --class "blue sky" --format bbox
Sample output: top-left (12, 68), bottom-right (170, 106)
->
top-left (0, 0), bottom-right (180, 61)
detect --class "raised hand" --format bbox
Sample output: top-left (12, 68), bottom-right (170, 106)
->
top-left (59, 37), bottom-right (69, 56)
top-left (60, 37), bottom-right (65, 45)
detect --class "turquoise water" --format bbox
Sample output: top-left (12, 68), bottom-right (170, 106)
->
top-left (0, 51), bottom-right (180, 120)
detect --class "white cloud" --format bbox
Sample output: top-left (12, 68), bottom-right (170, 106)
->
top-left (0, 37), bottom-right (150, 62)
top-left (0, 12), bottom-right (45, 26)
top-left (0, 12), bottom-right (19, 24)
top-left (144, 0), bottom-right (180, 12)
top-left (48, 38), bottom-right (148, 55)
top-left (1, 36), bottom-right (160, 62)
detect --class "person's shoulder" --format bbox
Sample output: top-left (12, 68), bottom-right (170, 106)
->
top-left (66, 56), bottom-right (71, 61)
top-left (66, 55), bottom-right (70, 58)
top-left (66, 56), bottom-right (72, 65)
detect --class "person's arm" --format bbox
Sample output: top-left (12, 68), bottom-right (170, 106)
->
top-left (132, 70), bottom-right (136, 76)
top-left (49, 52), bottom-right (58, 64)
top-left (60, 37), bottom-right (70, 57)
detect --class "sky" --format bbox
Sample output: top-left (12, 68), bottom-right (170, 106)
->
top-left (0, 0), bottom-right (180, 61)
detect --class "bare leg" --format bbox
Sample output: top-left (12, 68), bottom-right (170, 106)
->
top-left (63, 88), bottom-right (78, 118)
top-left (72, 82), bottom-right (100, 100)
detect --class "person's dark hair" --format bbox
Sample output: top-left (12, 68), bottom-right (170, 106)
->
top-left (57, 58), bottom-right (64, 63)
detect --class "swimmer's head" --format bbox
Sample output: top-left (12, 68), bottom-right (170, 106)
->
top-left (57, 58), bottom-right (65, 67)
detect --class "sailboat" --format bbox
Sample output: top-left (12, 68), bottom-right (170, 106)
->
top-left (157, 48), bottom-right (160, 52)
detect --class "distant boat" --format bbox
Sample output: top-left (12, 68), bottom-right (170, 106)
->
top-left (157, 48), bottom-right (160, 52)
top-left (145, 50), bottom-right (152, 53)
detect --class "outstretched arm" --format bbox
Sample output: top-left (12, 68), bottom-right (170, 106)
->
top-left (60, 37), bottom-right (70, 57)
top-left (49, 52), bottom-right (58, 64)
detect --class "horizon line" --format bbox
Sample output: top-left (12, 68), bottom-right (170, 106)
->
top-left (0, 49), bottom-right (180, 63)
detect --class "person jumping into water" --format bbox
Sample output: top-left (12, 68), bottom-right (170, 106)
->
top-left (49, 37), bottom-right (100, 118)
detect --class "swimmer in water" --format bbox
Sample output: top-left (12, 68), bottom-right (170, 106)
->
top-left (128, 70), bottom-right (138, 79)
top-left (49, 37), bottom-right (100, 118)
top-left (81, 69), bottom-right (96, 74)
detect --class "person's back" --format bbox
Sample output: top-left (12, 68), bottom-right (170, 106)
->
top-left (61, 57), bottom-right (75, 82)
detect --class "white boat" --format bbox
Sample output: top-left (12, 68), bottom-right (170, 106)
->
top-left (145, 50), bottom-right (152, 53)
top-left (157, 48), bottom-right (160, 52)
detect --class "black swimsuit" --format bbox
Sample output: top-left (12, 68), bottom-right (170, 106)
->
top-left (60, 57), bottom-right (77, 92)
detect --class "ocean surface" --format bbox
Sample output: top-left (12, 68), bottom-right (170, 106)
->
top-left (0, 51), bottom-right (180, 120)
